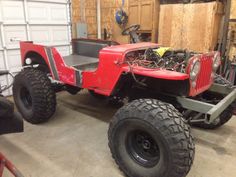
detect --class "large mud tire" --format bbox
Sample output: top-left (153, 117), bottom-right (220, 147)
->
top-left (108, 99), bottom-right (195, 177)
top-left (13, 68), bottom-right (56, 124)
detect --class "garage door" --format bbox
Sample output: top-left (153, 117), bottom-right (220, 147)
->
top-left (0, 0), bottom-right (72, 95)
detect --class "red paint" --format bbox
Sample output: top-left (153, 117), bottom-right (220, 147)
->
top-left (186, 53), bottom-right (216, 97)
top-left (20, 41), bottom-right (218, 97)
top-left (20, 42), bottom-right (76, 86)
top-left (0, 152), bottom-right (24, 177)
top-left (121, 66), bottom-right (189, 80)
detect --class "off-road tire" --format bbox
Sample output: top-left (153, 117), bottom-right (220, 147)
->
top-left (108, 99), bottom-right (195, 177)
top-left (193, 105), bottom-right (234, 129)
top-left (13, 68), bottom-right (56, 124)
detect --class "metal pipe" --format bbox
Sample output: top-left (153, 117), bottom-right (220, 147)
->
top-left (0, 153), bottom-right (24, 177)
top-left (97, 0), bottom-right (101, 39)
top-left (208, 87), bottom-right (236, 122)
top-left (220, 0), bottom-right (231, 57)
top-left (23, 0), bottom-right (30, 41)
top-left (0, 3), bottom-right (10, 95)
top-left (67, 0), bottom-right (73, 54)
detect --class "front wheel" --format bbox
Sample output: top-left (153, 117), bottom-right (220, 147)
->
top-left (13, 68), bottom-right (56, 124)
top-left (108, 99), bottom-right (195, 177)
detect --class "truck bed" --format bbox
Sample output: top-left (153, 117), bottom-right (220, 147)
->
top-left (63, 55), bottom-right (99, 71)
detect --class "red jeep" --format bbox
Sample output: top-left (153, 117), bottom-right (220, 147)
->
top-left (13, 38), bottom-right (236, 177)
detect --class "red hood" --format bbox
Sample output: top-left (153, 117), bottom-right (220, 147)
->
top-left (122, 65), bottom-right (189, 80)
top-left (102, 42), bottom-right (159, 54)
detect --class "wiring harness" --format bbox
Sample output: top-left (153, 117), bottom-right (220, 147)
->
top-left (126, 48), bottom-right (195, 73)
top-left (0, 70), bottom-right (14, 93)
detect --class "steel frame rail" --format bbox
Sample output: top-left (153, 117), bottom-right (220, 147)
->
top-left (177, 83), bottom-right (236, 123)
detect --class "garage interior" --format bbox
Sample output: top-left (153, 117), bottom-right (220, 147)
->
top-left (0, 0), bottom-right (236, 177)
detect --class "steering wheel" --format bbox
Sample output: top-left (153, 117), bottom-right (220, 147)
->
top-left (122, 24), bottom-right (141, 35)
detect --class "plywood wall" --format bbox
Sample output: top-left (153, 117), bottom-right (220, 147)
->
top-left (228, 0), bottom-right (236, 59)
top-left (101, 0), bottom-right (128, 31)
top-left (230, 0), bottom-right (236, 19)
top-left (72, 0), bottom-right (129, 41)
top-left (158, 2), bottom-right (223, 53)
top-left (72, 0), bottom-right (234, 56)
top-left (183, 2), bottom-right (223, 52)
top-left (228, 22), bottom-right (236, 60)
top-left (158, 4), bottom-right (183, 48)
top-left (100, 0), bottom-right (129, 43)
top-left (72, 0), bottom-right (97, 38)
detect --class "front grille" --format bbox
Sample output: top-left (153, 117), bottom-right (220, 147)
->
top-left (195, 55), bottom-right (213, 92)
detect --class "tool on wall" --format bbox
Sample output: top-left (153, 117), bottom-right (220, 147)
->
top-left (115, 0), bottom-right (128, 26)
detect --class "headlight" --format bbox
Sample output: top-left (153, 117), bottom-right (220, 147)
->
top-left (190, 59), bottom-right (200, 81)
top-left (213, 52), bottom-right (221, 71)
top-left (25, 58), bottom-right (32, 65)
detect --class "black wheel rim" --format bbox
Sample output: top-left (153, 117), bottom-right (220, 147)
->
top-left (20, 87), bottom-right (32, 109)
top-left (126, 130), bottom-right (160, 168)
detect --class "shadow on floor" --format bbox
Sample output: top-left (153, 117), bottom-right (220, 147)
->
top-left (56, 91), bottom-right (122, 123)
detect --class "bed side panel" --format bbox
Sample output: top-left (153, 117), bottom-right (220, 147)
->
top-left (20, 42), bottom-right (76, 86)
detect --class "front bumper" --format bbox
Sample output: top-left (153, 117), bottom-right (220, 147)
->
top-left (177, 83), bottom-right (236, 123)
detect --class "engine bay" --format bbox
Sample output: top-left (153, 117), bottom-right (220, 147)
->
top-left (125, 47), bottom-right (196, 73)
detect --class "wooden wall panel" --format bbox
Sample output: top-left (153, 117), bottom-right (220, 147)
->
top-left (229, 0), bottom-right (236, 60)
top-left (72, 0), bottom-right (159, 43)
top-left (183, 2), bottom-right (223, 52)
top-left (228, 23), bottom-right (236, 60)
top-left (158, 4), bottom-right (184, 48)
top-left (230, 0), bottom-right (236, 19)
top-left (158, 2), bottom-right (223, 53)
top-left (101, 0), bottom-right (129, 43)
top-left (72, 0), bottom-right (129, 41)
top-left (128, 0), bottom-right (159, 43)
top-left (72, 0), bottom-right (97, 38)
top-left (129, 3), bottom-right (140, 26)
top-left (140, 1), bottom-right (153, 30)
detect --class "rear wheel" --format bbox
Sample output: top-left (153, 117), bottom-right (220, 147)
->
top-left (108, 99), bottom-right (195, 177)
top-left (13, 68), bottom-right (56, 124)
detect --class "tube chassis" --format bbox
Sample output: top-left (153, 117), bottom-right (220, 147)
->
top-left (177, 83), bottom-right (236, 123)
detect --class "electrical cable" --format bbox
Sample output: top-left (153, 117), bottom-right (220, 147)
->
top-left (0, 72), bottom-right (14, 93)
top-left (127, 61), bottom-right (147, 87)
top-left (125, 48), bottom-right (194, 73)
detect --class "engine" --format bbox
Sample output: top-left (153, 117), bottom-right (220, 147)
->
top-left (125, 47), bottom-right (196, 73)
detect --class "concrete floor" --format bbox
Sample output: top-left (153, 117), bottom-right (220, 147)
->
top-left (0, 91), bottom-right (236, 177)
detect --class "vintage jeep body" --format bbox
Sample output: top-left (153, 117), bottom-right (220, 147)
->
top-left (13, 38), bottom-right (236, 177)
